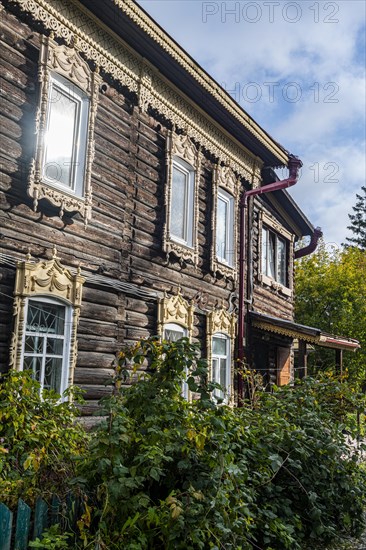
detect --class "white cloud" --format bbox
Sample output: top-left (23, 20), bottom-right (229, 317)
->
top-left (137, 0), bottom-right (366, 246)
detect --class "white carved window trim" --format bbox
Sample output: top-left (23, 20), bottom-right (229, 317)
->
top-left (163, 131), bottom-right (201, 266)
top-left (216, 188), bottom-right (235, 267)
top-left (29, 35), bottom-right (101, 224)
top-left (21, 296), bottom-right (72, 397)
top-left (158, 289), bottom-right (194, 400)
top-left (212, 332), bottom-right (231, 404)
top-left (10, 249), bottom-right (85, 397)
top-left (211, 165), bottom-right (239, 280)
top-left (170, 158), bottom-right (195, 247)
top-left (163, 322), bottom-right (189, 400)
top-left (206, 308), bottom-right (236, 406)
top-left (259, 211), bottom-right (294, 297)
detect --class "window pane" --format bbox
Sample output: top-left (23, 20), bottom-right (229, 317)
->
top-left (26, 301), bottom-right (65, 335)
top-left (268, 232), bottom-right (276, 279)
top-left (213, 336), bottom-right (227, 355)
top-left (216, 196), bottom-right (228, 260)
top-left (44, 83), bottom-right (79, 188)
top-left (43, 357), bottom-right (63, 393)
top-left (262, 229), bottom-right (268, 275)
top-left (25, 335), bottom-right (43, 354)
top-left (24, 355), bottom-right (42, 382)
top-left (46, 338), bottom-right (64, 356)
top-left (220, 358), bottom-right (227, 388)
top-left (170, 166), bottom-right (187, 240)
top-left (164, 329), bottom-right (185, 342)
top-left (277, 237), bottom-right (286, 285)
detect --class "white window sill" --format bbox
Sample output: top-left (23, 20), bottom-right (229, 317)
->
top-left (259, 274), bottom-right (292, 297)
top-left (216, 257), bottom-right (235, 270)
top-left (170, 236), bottom-right (194, 249)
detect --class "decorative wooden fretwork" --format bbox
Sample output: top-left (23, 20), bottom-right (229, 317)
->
top-left (28, 35), bottom-right (101, 224)
top-left (211, 164), bottom-right (240, 280)
top-left (163, 131), bottom-right (201, 266)
top-left (258, 210), bottom-right (295, 296)
top-left (9, 248), bottom-right (85, 387)
top-left (206, 307), bottom-right (236, 404)
top-left (157, 288), bottom-right (194, 337)
top-left (9, 0), bottom-right (265, 184)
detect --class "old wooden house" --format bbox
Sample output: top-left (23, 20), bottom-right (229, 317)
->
top-left (0, 0), bottom-right (359, 414)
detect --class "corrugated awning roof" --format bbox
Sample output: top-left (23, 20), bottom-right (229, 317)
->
top-left (250, 312), bottom-right (360, 352)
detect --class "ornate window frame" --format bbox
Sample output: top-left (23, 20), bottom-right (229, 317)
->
top-left (29, 35), bottom-right (101, 224)
top-left (157, 288), bottom-right (194, 339)
top-left (158, 289), bottom-right (194, 399)
top-left (259, 211), bottom-right (294, 297)
top-left (10, 249), bottom-right (85, 393)
top-left (206, 308), bottom-right (236, 405)
top-left (211, 165), bottom-right (239, 280)
top-left (163, 131), bottom-right (201, 266)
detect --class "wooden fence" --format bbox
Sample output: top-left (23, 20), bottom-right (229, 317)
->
top-left (0, 496), bottom-right (80, 549)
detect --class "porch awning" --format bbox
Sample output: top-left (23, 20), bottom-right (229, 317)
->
top-left (250, 312), bottom-right (360, 352)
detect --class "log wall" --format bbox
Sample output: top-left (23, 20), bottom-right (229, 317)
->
top-left (0, 5), bottom-right (298, 409)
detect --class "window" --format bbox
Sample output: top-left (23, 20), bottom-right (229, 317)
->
top-left (216, 189), bottom-right (234, 266)
top-left (170, 159), bottom-right (195, 247)
top-left (261, 227), bottom-right (287, 286)
top-left (10, 249), bottom-right (85, 396)
top-left (28, 36), bottom-right (101, 223)
top-left (163, 323), bottom-right (189, 400)
top-left (212, 333), bottom-right (231, 403)
top-left (22, 298), bottom-right (72, 395)
top-left (163, 132), bottom-right (200, 266)
top-left (211, 165), bottom-right (238, 279)
top-left (42, 73), bottom-right (89, 196)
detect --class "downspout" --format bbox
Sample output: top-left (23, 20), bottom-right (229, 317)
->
top-left (294, 227), bottom-right (323, 259)
top-left (237, 155), bottom-right (303, 404)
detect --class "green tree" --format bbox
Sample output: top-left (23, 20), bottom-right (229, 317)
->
top-left (295, 243), bottom-right (366, 379)
top-left (344, 185), bottom-right (366, 249)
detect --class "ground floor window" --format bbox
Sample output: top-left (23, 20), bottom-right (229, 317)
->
top-left (163, 322), bottom-right (189, 399)
top-left (212, 333), bottom-right (231, 403)
top-left (22, 297), bottom-right (72, 395)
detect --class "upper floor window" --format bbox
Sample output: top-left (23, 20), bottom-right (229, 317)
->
top-left (211, 165), bottom-right (239, 279)
top-left (261, 226), bottom-right (287, 287)
top-left (212, 332), bottom-right (231, 403)
top-left (22, 297), bottom-right (72, 395)
top-left (170, 158), bottom-right (195, 248)
top-left (28, 36), bottom-right (101, 224)
top-left (43, 73), bottom-right (89, 196)
top-left (216, 189), bottom-right (234, 266)
top-left (163, 132), bottom-right (201, 266)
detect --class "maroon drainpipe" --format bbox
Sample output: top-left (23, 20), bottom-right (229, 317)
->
top-left (294, 227), bottom-right (323, 259)
top-left (237, 155), bottom-right (303, 404)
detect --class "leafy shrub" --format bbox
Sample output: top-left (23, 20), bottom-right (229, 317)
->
top-left (75, 338), bottom-right (366, 550)
top-left (0, 370), bottom-right (88, 507)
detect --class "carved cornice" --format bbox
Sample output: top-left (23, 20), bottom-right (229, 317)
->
top-left (9, 0), bottom-right (263, 183)
top-left (211, 165), bottom-right (239, 280)
top-left (9, 249), bottom-right (85, 384)
top-left (207, 308), bottom-right (236, 340)
top-left (163, 131), bottom-right (201, 266)
top-left (157, 288), bottom-right (194, 337)
top-left (113, 0), bottom-right (289, 167)
top-left (252, 320), bottom-right (320, 345)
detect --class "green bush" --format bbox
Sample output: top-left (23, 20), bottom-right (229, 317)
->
top-left (75, 338), bottom-right (366, 549)
top-left (0, 370), bottom-right (88, 507)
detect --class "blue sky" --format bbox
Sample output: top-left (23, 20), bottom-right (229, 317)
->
top-left (137, 0), bottom-right (366, 248)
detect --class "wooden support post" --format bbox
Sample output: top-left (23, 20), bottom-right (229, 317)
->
top-left (298, 340), bottom-right (308, 379)
top-left (335, 349), bottom-right (343, 377)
